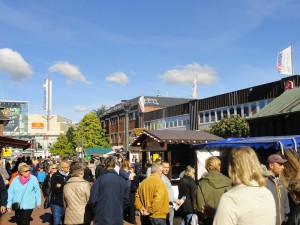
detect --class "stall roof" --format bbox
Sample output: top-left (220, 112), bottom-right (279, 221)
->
top-left (130, 130), bottom-right (223, 146)
top-left (0, 136), bottom-right (31, 150)
top-left (193, 135), bottom-right (300, 151)
top-left (250, 87), bottom-right (300, 120)
top-left (85, 147), bottom-right (113, 155)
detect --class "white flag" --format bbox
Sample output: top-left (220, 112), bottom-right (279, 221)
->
top-left (192, 78), bottom-right (197, 98)
top-left (277, 46), bottom-right (293, 75)
top-left (138, 96), bottom-right (145, 112)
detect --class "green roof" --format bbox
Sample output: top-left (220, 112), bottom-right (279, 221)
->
top-left (85, 147), bottom-right (113, 155)
top-left (250, 87), bottom-right (300, 119)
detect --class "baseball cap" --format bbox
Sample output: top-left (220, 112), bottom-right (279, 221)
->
top-left (267, 154), bottom-right (287, 164)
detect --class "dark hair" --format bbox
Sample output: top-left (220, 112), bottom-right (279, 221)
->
top-left (104, 156), bottom-right (116, 169)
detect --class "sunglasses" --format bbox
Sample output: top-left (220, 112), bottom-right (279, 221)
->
top-left (22, 170), bottom-right (30, 172)
top-left (51, 167), bottom-right (57, 169)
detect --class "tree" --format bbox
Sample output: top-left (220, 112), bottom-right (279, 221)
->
top-left (75, 113), bottom-right (110, 148)
top-left (92, 105), bottom-right (109, 121)
top-left (208, 115), bottom-right (250, 138)
top-left (66, 126), bottom-right (77, 150)
top-left (49, 134), bottom-right (75, 158)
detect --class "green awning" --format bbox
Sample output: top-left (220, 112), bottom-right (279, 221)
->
top-left (250, 87), bottom-right (300, 120)
top-left (85, 147), bottom-right (113, 155)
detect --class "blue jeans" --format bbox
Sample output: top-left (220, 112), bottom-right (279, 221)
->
top-left (181, 213), bottom-right (193, 225)
top-left (149, 218), bottom-right (167, 225)
top-left (50, 204), bottom-right (65, 225)
top-left (167, 206), bottom-right (174, 225)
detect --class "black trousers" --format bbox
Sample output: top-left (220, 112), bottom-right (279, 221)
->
top-left (15, 209), bottom-right (33, 225)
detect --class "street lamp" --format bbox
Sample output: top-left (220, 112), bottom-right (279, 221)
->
top-left (123, 101), bottom-right (132, 152)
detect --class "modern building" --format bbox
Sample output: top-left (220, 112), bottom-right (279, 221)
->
top-left (100, 96), bottom-right (192, 148)
top-left (101, 75), bottom-right (300, 148)
top-left (0, 100), bottom-right (74, 157)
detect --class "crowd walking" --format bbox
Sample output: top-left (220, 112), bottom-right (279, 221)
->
top-left (0, 148), bottom-right (300, 225)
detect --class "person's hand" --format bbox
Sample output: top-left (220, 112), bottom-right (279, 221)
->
top-left (37, 205), bottom-right (41, 209)
top-left (175, 199), bottom-right (181, 205)
top-left (141, 208), bottom-right (149, 216)
top-left (56, 183), bottom-right (61, 188)
top-left (0, 206), bottom-right (6, 213)
top-left (7, 208), bottom-right (12, 213)
top-left (201, 205), bottom-right (216, 218)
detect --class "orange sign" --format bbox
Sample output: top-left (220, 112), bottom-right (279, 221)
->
top-left (32, 122), bottom-right (44, 129)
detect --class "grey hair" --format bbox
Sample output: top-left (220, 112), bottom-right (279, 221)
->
top-left (151, 163), bottom-right (163, 174)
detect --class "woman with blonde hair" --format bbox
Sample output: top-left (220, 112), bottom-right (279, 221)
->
top-left (213, 147), bottom-right (276, 225)
top-left (6, 163), bottom-right (41, 225)
top-left (63, 162), bottom-right (92, 225)
top-left (197, 156), bottom-right (231, 225)
top-left (178, 165), bottom-right (197, 225)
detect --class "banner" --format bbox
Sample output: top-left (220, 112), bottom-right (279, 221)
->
top-left (277, 46), bottom-right (293, 75)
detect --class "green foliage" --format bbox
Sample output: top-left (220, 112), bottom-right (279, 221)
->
top-left (208, 115), bottom-right (250, 138)
top-left (74, 113), bottom-right (110, 148)
top-left (66, 126), bottom-right (77, 150)
top-left (92, 105), bottom-right (109, 121)
top-left (49, 134), bottom-right (75, 158)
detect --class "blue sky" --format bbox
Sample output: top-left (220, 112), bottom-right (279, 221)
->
top-left (0, 0), bottom-right (299, 123)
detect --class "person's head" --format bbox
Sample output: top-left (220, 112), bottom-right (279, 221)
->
top-left (49, 164), bottom-right (57, 173)
top-left (205, 156), bottom-right (221, 172)
top-left (151, 162), bottom-right (163, 178)
top-left (267, 154), bottom-right (287, 176)
top-left (122, 159), bottom-right (130, 170)
top-left (162, 161), bottom-right (170, 175)
top-left (69, 162), bottom-right (84, 178)
top-left (184, 165), bottom-right (195, 179)
top-left (288, 179), bottom-right (300, 204)
top-left (104, 156), bottom-right (116, 169)
top-left (18, 163), bottom-right (31, 178)
top-left (59, 161), bottom-right (70, 174)
top-left (229, 146), bottom-right (265, 187)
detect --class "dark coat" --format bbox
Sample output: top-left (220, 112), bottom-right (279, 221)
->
top-left (89, 169), bottom-right (130, 225)
top-left (50, 171), bottom-right (69, 206)
top-left (286, 203), bottom-right (300, 225)
top-left (178, 175), bottom-right (197, 214)
top-left (0, 176), bottom-right (8, 208)
top-left (42, 174), bottom-right (52, 198)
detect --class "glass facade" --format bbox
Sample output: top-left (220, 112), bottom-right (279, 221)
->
top-left (0, 101), bottom-right (29, 134)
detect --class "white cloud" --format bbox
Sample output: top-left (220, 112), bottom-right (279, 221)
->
top-left (105, 72), bottom-right (129, 85)
top-left (49, 61), bottom-right (91, 84)
top-left (0, 48), bottom-right (32, 82)
top-left (73, 105), bottom-right (88, 112)
top-left (159, 63), bottom-right (218, 85)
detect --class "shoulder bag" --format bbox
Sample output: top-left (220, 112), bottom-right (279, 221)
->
top-left (12, 182), bottom-right (29, 211)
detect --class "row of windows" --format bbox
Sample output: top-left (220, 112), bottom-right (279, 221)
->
top-left (199, 99), bottom-right (273, 124)
top-left (110, 111), bottom-right (137, 126)
top-left (144, 114), bottom-right (190, 130)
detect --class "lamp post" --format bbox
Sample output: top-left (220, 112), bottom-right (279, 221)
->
top-left (123, 101), bottom-right (132, 152)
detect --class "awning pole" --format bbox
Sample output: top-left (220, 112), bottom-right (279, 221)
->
top-left (278, 141), bottom-right (284, 155)
top-left (292, 138), bottom-right (297, 152)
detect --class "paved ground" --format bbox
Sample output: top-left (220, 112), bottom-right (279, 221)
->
top-left (0, 205), bottom-right (181, 225)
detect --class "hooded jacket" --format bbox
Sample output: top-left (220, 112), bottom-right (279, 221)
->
top-left (196, 171), bottom-right (231, 210)
top-left (264, 170), bottom-right (290, 225)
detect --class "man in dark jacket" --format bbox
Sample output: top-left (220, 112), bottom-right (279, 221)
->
top-left (50, 161), bottom-right (70, 225)
top-left (89, 156), bottom-right (129, 225)
top-left (0, 176), bottom-right (8, 216)
top-left (264, 154), bottom-right (290, 225)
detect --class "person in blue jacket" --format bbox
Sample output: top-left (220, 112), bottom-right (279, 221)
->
top-left (89, 156), bottom-right (129, 225)
top-left (6, 163), bottom-right (41, 225)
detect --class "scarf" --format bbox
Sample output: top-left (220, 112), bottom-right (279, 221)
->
top-left (19, 174), bottom-right (30, 185)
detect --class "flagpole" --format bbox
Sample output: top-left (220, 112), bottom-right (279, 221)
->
top-left (291, 43), bottom-right (294, 75)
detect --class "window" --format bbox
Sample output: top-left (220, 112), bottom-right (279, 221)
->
top-left (211, 112), bottom-right (215, 122)
top-left (251, 103), bottom-right (257, 115)
top-left (200, 113), bottom-right (204, 123)
top-left (217, 111), bottom-right (221, 121)
top-left (205, 112), bottom-right (209, 123)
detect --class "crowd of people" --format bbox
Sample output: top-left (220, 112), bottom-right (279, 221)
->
top-left (0, 148), bottom-right (299, 225)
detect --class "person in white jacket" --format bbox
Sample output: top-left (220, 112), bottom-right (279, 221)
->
top-left (213, 147), bottom-right (276, 225)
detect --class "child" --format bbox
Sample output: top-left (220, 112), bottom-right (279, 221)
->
top-left (37, 167), bottom-right (46, 188)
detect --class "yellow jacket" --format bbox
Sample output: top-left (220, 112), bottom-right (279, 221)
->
top-left (135, 174), bottom-right (169, 219)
